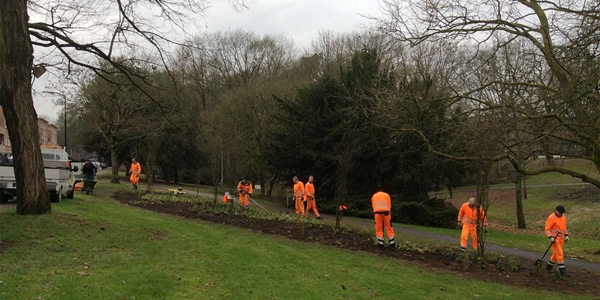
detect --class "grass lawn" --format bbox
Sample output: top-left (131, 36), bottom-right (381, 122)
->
top-left (450, 158), bottom-right (600, 189)
top-left (0, 181), bottom-right (595, 299)
top-left (100, 162), bottom-right (600, 264)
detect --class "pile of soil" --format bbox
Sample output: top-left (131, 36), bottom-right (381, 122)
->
top-left (114, 191), bottom-right (600, 296)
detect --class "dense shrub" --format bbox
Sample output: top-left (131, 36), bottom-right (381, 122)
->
top-left (313, 193), bottom-right (458, 229)
top-left (392, 198), bottom-right (458, 229)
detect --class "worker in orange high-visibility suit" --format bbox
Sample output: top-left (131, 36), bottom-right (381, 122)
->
top-left (129, 158), bottom-right (142, 190)
top-left (304, 175), bottom-right (321, 219)
top-left (293, 176), bottom-right (305, 216)
top-left (237, 176), bottom-right (253, 210)
top-left (371, 190), bottom-right (395, 249)
top-left (457, 197), bottom-right (488, 252)
top-left (545, 205), bottom-right (569, 275)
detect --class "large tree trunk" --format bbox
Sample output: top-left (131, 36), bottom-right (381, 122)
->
top-left (211, 154), bottom-right (220, 202)
top-left (0, 0), bottom-right (51, 214)
top-left (475, 161), bottom-right (491, 257)
top-left (144, 137), bottom-right (162, 193)
top-left (515, 171), bottom-right (526, 229)
top-left (161, 166), bottom-right (170, 183)
top-left (267, 175), bottom-right (276, 197)
top-left (258, 169), bottom-right (265, 196)
top-left (110, 145), bottom-right (120, 183)
top-left (145, 154), bottom-right (156, 193)
top-left (334, 148), bottom-right (353, 232)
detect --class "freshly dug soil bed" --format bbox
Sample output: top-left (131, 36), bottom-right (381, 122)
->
top-left (114, 191), bottom-right (600, 296)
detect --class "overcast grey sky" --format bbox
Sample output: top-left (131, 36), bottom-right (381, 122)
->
top-left (33, 0), bottom-right (384, 122)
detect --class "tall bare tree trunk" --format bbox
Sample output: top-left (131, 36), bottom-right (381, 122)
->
top-left (110, 145), bottom-right (120, 184)
top-left (334, 149), bottom-right (353, 232)
top-left (0, 0), bottom-right (51, 214)
top-left (144, 136), bottom-right (162, 193)
top-left (258, 169), bottom-right (265, 196)
top-left (211, 154), bottom-right (219, 203)
top-left (476, 161), bottom-right (491, 257)
top-left (515, 171), bottom-right (526, 228)
top-left (267, 176), bottom-right (276, 197)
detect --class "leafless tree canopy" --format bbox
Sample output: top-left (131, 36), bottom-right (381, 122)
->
top-left (373, 0), bottom-right (600, 187)
top-left (28, 0), bottom-right (245, 82)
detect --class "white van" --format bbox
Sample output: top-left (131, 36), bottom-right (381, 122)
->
top-left (0, 147), bottom-right (78, 203)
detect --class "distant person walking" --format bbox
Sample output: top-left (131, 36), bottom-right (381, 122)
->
top-left (129, 158), bottom-right (141, 190)
top-left (237, 176), bottom-right (253, 210)
top-left (293, 176), bottom-right (305, 217)
top-left (545, 205), bottom-right (569, 276)
top-left (371, 190), bottom-right (395, 248)
top-left (457, 197), bottom-right (488, 252)
top-left (304, 175), bottom-right (321, 219)
top-left (82, 160), bottom-right (97, 181)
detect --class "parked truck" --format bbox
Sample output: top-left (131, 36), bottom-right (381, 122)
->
top-left (0, 146), bottom-right (78, 203)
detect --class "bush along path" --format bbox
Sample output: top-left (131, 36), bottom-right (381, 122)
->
top-left (113, 191), bottom-right (600, 296)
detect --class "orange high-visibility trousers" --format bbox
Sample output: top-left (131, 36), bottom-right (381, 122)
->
top-left (306, 198), bottom-right (320, 218)
top-left (550, 238), bottom-right (565, 263)
top-left (460, 224), bottom-right (478, 250)
top-left (130, 173), bottom-right (139, 186)
top-left (239, 193), bottom-right (249, 208)
top-left (374, 212), bottom-right (395, 245)
top-left (295, 197), bottom-right (305, 216)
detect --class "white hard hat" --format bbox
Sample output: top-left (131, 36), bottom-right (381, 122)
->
top-left (468, 197), bottom-right (476, 205)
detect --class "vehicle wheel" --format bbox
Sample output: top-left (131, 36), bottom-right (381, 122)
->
top-left (0, 192), bottom-right (7, 204)
top-left (50, 189), bottom-right (62, 203)
top-left (66, 188), bottom-right (74, 199)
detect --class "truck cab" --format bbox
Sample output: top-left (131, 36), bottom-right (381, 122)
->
top-left (0, 146), bottom-right (78, 203)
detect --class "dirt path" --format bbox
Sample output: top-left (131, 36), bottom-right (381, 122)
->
top-left (149, 184), bottom-right (600, 273)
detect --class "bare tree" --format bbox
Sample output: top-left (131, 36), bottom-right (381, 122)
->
top-left (0, 0), bottom-right (244, 214)
top-left (375, 0), bottom-right (600, 188)
top-left (308, 30), bottom-right (403, 79)
top-left (0, 0), bottom-right (50, 214)
top-left (189, 30), bottom-right (296, 97)
top-left (73, 63), bottom-right (150, 183)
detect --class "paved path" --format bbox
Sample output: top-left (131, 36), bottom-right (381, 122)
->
top-left (150, 184), bottom-right (600, 273)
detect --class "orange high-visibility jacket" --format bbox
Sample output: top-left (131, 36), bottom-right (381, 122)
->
top-left (458, 203), bottom-right (488, 226)
top-left (294, 181), bottom-right (304, 199)
top-left (545, 213), bottom-right (568, 238)
top-left (371, 191), bottom-right (392, 213)
top-left (237, 180), bottom-right (252, 195)
top-left (130, 162), bottom-right (141, 175)
top-left (304, 182), bottom-right (315, 201)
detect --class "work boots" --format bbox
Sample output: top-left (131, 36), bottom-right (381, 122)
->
top-left (559, 267), bottom-right (569, 277)
top-left (546, 261), bottom-right (555, 272)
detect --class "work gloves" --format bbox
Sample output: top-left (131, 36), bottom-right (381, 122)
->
top-left (484, 226), bottom-right (489, 233)
top-left (565, 235), bottom-right (569, 242)
top-left (457, 221), bottom-right (462, 229)
top-left (549, 237), bottom-right (556, 243)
